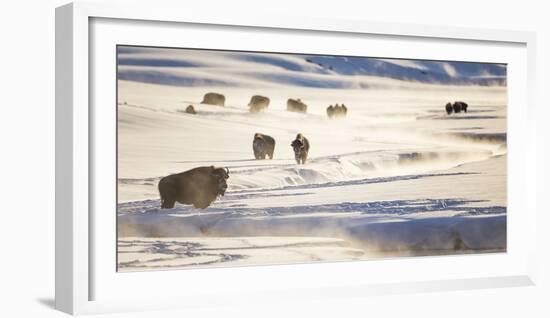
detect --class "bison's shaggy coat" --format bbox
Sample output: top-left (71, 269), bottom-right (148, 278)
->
top-left (201, 92), bottom-right (225, 106)
top-left (291, 133), bottom-right (310, 164)
top-left (253, 133), bottom-right (276, 159)
top-left (287, 98), bottom-right (308, 113)
top-left (158, 166), bottom-right (229, 209)
top-left (248, 95), bottom-right (270, 112)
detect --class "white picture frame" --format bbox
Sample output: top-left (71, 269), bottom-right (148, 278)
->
top-left (55, 1), bottom-right (538, 315)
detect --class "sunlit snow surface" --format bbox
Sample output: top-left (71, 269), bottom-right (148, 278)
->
top-left (116, 47), bottom-right (507, 271)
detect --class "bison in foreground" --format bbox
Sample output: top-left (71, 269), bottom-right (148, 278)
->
top-left (287, 98), bottom-right (308, 113)
top-left (248, 95), bottom-right (270, 113)
top-left (158, 166), bottom-right (229, 209)
top-left (291, 133), bottom-right (310, 164)
top-left (327, 104), bottom-right (348, 118)
top-left (201, 92), bottom-right (225, 106)
top-left (253, 133), bottom-right (275, 159)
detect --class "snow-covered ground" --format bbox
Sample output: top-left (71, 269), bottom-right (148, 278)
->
top-left (117, 47), bottom-right (507, 271)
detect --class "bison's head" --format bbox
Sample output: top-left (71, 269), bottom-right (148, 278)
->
top-left (291, 139), bottom-right (305, 155)
top-left (211, 167), bottom-right (229, 195)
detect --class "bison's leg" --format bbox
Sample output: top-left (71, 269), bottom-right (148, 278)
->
top-left (161, 197), bottom-right (176, 209)
top-left (268, 150), bottom-right (274, 159)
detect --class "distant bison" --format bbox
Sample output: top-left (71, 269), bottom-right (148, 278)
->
top-left (326, 105), bottom-right (334, 117)
top-left (248, 95), bottom-right (270, 113)
top-left (291, 133), bottom-right (310, 164)
top-left (253, 133), bottom-right (275, 159)
top-left (201, 92), bottom-right (225, 106)
top-left (185, 105), bottom-right (197, 114)
top-left (448, 101), bottom-right (468, 114)
top-left (445, 102), bottom-right (453, 115)
top-left (158, 166), bottom-right (229, 209)
top-left (287, 98), bottom-right (308, 113)
top-left (327, 103), bottom-right (348, 118)
top-left (455, 101), bottom-right (468, 113)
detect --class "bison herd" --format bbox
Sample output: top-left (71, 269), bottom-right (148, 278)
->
top-left (326, 104), bottom-right (348, 118)
top-left (445, 101), bottom-right (468, 115)
top-left (158, 92), bottom-right (470, 209)
top-left (191, 92), bottom-right (348, 118)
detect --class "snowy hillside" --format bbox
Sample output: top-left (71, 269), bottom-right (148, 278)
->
top-left (117, 46), bottom-right (507, 88)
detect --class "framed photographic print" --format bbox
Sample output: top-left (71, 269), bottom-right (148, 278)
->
top-left (56, 1), bottom-right (537, 315)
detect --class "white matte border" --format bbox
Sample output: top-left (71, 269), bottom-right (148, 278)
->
top-left (56, 2), bottom-right (537, 315)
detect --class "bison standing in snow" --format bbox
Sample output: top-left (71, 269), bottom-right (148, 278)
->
top-left (446, 101), bottom-right (469, 114)
top-left (287, 98), bottom-right (308, 113)
top-left (253, 133), bottom-right (276, 159)
top-left (248, 95), bottom-right (270, 113)
top-left (158, 166), bottom-right (229, 209)
top-left (185, 105), bottom-right (197, 114)
top-left (445, 102), bottom-right (453, 115)
top-left (455, 101), bottom-right (468, 113)
top-left (327, 103), bottom-right (348, 118)
top-left (201, 92), bottom-right (225, 106)
top-left (291, 133), bottom-right (310, 164)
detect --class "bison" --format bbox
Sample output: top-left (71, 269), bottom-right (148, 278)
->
top-left (253, 133), bottom-right (275, 159)
top-left (448, 101), bottom-right (468, 114)
top-left (201, 92), bottom-right (225, 106)
top-left (185, 105), bottom-right (197, 114)
top-left (327, 103), bottom-right (348, 118)
top-left (445, 102), bottom-right (453, 115)
top-left (326, 105), bottom-right (334, 117)
top-left (455, 101), bottom-right (468, 113)
top-left (287, 98), bottom-right (308, 113)
top-left (452, 102), bottom-right (462, 113)
top-left (291, 133), bottom-right (310, 164)
top-left (341, 104), bottom-right (348, 115)
top-left (248, 95), bottom-right (270, 113)
top-left (158, 166), bottom-right (229, 209)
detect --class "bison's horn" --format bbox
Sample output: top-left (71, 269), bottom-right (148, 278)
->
top-left (225, 167), bottom-right (229, 175)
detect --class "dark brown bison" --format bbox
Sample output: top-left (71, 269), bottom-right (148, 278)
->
top-left (287, 98), bottom-right (308, 113)
top-left (248, 95), bottom-right (270, 113)
top-left (452, 102), bottom-right (462, 113)
top-left (253, 133), bottom-right (275, 159)
top-left (158, 166), bottom-right (229, 209)
top-left (185, 105), bottom-right (197, 114)
top-left (449, 101), bottom-right (468, 114)
top-left (327, 103), bottom-right (348, 118)
top-left (455, 101), bottom-right (468, 113)
top-left (445, 102), bottom-right (453, 115)
top-left (201, 92), bottom-right (225, 106)
top-left (291, 133), bottom-right (310, 164)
